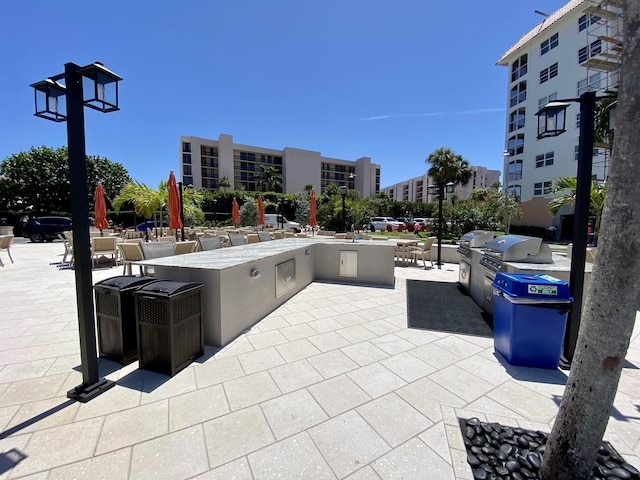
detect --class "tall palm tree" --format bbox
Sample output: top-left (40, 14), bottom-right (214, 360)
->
top-left (112, 180), bottom-right (167, 238)
top-left (254, 165), bottom-right (283, 192)
top-left (425, 147), bottom-right (473, 187)
top-left (548, 176), bottom-right (607, 233)
top-left (304, 183), bottom-right (314, 195)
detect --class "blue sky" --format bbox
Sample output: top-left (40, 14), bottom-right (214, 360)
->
top-left (0, 0), bottom-right (567, 190)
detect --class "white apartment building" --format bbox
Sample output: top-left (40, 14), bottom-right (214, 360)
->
top-left (497, 0), bottom-right (622, 230)
top-left (382, 166), bottom-right (500, 203)
top-left (179, 134), bottom-right (381, 197)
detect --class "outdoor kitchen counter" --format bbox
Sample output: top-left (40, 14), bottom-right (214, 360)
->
top-left (137, 238), bottom-right (396, 346)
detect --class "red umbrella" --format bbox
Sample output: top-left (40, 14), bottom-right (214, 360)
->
top-left (232, 197), bottom-right (240, 225)
top-left (257, 194), bottom-right (265, 226)
top-left (167, 171), bottom-right (183, 230)
top-left (310, 189), bottom-right (317, 229)
top-left (93, 183), bottom-right (109, 232)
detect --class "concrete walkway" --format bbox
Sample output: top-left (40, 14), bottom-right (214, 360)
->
top-left (1, 238), bottom-right (639, 479)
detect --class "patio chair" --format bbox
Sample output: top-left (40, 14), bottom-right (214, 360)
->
top-left (258, 232), bottom-right (273, 242)
top-left (140, 241), bottom-right (176, 276)
top-left (198, 235), bottom-right (223, 251)
top-left (90, 236), bottom-right (119, 268)
top-left (157, 235), bottom-right (176, 244)
top-left (409, 236), bottom-right (437, 268)
top-left (175, 240), bottom-right (197, 255)
top-left (228, 233), bottom-right (246, 246)
top-left (0, 235), bottom-right (14, 266)
top-left (58, 233), bottom-right (74, 265)
top-left (246, 234), bottom-right (260, 244)
top-left (117, 242), bottom-right (144, 275)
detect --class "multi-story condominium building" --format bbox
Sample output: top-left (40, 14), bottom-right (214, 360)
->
top-left (497, 0), bottom-right (622, 230)
top-left (179, 133), bottom-right (381, 197)
top-left (382, 166), bottom-right (500, 203)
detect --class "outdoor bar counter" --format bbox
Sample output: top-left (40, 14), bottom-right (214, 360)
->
top-left (137, 238), bottom-right (395, 347)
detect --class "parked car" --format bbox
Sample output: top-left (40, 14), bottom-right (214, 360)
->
top-left (22, 216), bottom-right (72, 243)
top-left (263, 214), bottom-right (302, 232)
top-left (368, 217), bottom-right (404, 232)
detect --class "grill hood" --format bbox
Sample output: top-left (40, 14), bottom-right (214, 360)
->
top-left (460, 230), bottom-right (495, 248)
top-left (484, 235), bottom-right (553, 263)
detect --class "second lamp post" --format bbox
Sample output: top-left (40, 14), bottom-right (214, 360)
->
top-left (427, 181), bottom-right (455, 269)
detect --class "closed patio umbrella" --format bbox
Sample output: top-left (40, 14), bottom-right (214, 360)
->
top-left (94, 183), bottom-right (109, 235)
top-left (167, 171), bottom-right (183, 231)
top-left (232, 197), bottom-right (240, 226)
top-left (310, 189), bottom-right (317, 234)
top-left (257, 194), bottom-right (265, 227)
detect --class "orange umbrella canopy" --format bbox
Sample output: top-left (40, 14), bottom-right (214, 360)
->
top-left (232, 197), bottom-right (240, 225)
top-left (167, 171), bottom-right (183, 230)
top-left (257, 195), bottom-right (265, 225)
top-left (309, 190), bottom-right (317, 227)
top-left (94, 183), bottom-right (109, 230)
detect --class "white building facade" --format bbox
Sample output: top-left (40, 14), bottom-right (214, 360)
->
top-left (497, 0), bottom-right (621, 229)
top-left (179, 134), bottom-right (381, 197)
top-left (382, 166), bottom-right (500, 203)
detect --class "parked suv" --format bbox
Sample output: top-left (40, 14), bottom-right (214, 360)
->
top-left (22, 216), bottom-right (72, 243)
top-left (368, 217), bottom-right (404, 232)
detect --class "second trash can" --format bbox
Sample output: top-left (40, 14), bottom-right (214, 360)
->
top-left (492, 273), bottom-right (572, 369)
top-left (134, 280), bottom-right (204, 376)
top-left (94, 275), bottom-right (155, 365)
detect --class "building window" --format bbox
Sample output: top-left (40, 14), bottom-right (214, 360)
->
top-left (510, 81), bottom-right (527, 107)
top-left (579, 14), bottom-right (601, 32)
top-left (535, 152), bottom-right (555, 168)
top-left (182, 142), bottom-right (191, 152)
top-left (182, 153), bottom-right (191, 164)
top-left (534, 181), bottom-right (553, 196)
top-left (184, 176), bottom-right (193, 185)
top-left (541, 33), bottom-right (559, 55)
top-left (577, 73), bottom-right (601, 96)
top-left (507, 185), bottom-right (522, 203)
top-left (579, 40), bottom-right (602, 64)
top-left (538, 92), bottom-right (558, 110)
top-left (508, 160), bottom-right (523, 182)
top-left (508, 108), bottom-right (526, 132)
top-left (539, 63), bottom-right (558, 84)
top-left (507, 134), bottom-right (525, 156)
top-left (511, 54), bottom-right (528, 82)
top-left (183, 165), bottom-right (192, 175)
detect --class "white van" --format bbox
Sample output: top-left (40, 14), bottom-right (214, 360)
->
top-left (263, 214), bottom-right (302, 232)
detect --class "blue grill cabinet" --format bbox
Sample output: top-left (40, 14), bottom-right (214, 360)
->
top-left (134, 281), bottom-right (204, 376)
top-left (492, 273), bottom-right (572, 369)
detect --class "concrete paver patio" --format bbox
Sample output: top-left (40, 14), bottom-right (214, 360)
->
top-left (1, 238), bottom-right (639, 479)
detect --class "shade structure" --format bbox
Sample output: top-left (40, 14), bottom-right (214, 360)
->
top-left (257, 195), bottom-right (265, 226)
top-left (310, 190), bottom-right (317, 227)
top-left (232, 198), bottom-right (240, 225)
top-left (167, 171), bottom-right (183, 230)
top-left (93, 183), bottom-right (109, 230)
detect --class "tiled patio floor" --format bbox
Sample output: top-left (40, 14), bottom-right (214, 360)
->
top-left (1, 238), bottom-right (639, 479)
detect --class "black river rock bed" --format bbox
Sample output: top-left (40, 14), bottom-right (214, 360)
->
top-left (459, 417), bottom-right (639, 480)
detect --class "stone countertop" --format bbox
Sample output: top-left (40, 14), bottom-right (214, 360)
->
top-left (505, 252), bottom-right (593, 273)
top-left (137, 238), bottom-right (395, 271)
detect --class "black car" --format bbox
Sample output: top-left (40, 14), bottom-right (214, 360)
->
top-left (22, 216), bottom-right (72, 243)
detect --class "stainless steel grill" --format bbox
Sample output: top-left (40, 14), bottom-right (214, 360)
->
top-left (479, 235), bottom-right (553, 273)
top-left (457, 230), bottom-right (495, 257)
top-left (479, 235), bottom-right (553, 315)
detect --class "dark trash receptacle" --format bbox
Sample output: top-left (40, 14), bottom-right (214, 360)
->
top-left (492, 273), bottom-right (572, 369)
top-left (134, 280), bottom-right (204, 376)
top-left (94, 275), bottom-right (155, 365)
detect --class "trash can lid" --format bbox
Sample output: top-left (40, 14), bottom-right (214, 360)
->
top-left (135, 280), bottom-right (202, 296)
top-left (493, 272), bottom-right (572, 300)
top-left (95, 275), bottom-right (155, 290)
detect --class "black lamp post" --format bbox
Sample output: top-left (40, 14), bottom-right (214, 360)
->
top-left (536, 91), bottom-right (616, 366)
top-left (340, 185), bottom-right (348, 233)
top-left (30, 62), bottom-right (121, 402)
top-left (277, 199), bottom-right (287, 229)
top-left (428, 182), bottom-right (452, 269)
